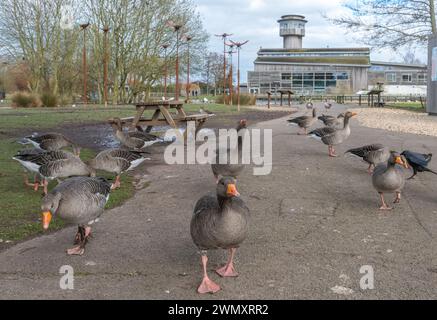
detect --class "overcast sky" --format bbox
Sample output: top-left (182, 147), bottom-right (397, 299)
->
top-left (193, 0), bottom-right (427, 82)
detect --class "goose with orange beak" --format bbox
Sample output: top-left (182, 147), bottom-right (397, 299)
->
top-left (190, 177), bottom-right (250, 294)
top-left (372, 152), bottom-right (409, 210)
top-left (41, 177), bottom-right (112, 255)
top-left (309, 111), bottom-right (357, 157)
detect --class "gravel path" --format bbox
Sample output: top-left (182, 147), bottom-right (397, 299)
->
top-left (353, 107), bottom-right (437, 137)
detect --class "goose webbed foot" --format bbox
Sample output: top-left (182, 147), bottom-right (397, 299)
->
top-left (216, 248), bottom-right (239, 278)
top-left (198, 275), bottom-right (221, 294)
top-left (68, 226), bottom-right (91, 256)
top-left (328, 146), bottom-right (338, 157)
top-left (197, 254), bottom-right (221, 294)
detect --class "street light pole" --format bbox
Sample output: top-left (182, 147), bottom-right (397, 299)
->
top-left (168, 21), bottom-right (184, 101)
top-left (102, 26), bottom-right (110, 107)
top-left (230, 40), bottom-right (249, 112)
top-left (184, 35), bottom-right (192, 103)
top-left (80, 23), bottom-right (90, 106)
top-left (162, 44), bottom-right (169, 100)
top-left (215, 33), bottom-right (233, 105)
top-left (226, 44), bottom-right (236, 106)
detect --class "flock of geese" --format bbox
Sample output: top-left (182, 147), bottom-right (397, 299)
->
top-left (287, 105), bottom-right (437, 210)
top-left (12, 116), bottom-right (251, 294)
top-left (9, 102), bottom-right (437, 294)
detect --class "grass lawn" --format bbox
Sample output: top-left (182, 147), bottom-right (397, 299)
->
top-left (0, 103), bottom-right (245, 245)
top-left (0, 103), bottom-right (240, 131)
top-left (385, 102), bottom-right (426, 112)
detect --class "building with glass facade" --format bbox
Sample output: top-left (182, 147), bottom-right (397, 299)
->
top-left (248, 15), bottom-right (427, 96)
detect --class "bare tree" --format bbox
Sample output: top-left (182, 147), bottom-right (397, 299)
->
top-left (403, 49), bottom-right (425, 64)
top-left (327, 0), bottom-right (437, 50)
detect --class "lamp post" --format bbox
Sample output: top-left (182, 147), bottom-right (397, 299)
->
top-left (80, 23), bottom-right (90, 105)
top-left (230, 40), bottom-right (249, 111)
top-left (161, 44), bottom-right (169, 100)
top-left (184, 35), bottom-right (192, 103)
top-left (168, 21), bottom-right (184, 101)
top-left (102, 26), bottom-right (110, 107)
top-left (226, 44), bottom-right (236, 106)
top-left (215, 33), bottom-right (233, 104)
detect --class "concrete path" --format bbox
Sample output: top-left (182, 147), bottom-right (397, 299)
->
top-left (1, 103), bottom-right (436, 299)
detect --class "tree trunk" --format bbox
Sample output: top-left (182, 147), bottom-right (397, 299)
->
top-left (431, 0), bottom-right (437, 34)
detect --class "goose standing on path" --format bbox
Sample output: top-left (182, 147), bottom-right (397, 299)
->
top-left (318, 113), bottom-right (344, 127)
top-left (41, 177), bottom-right (112, 255)
top-left (18, 133), bottom-right (81, 156)
top-left (109, 118), bottom-right (163, 150)
top-left (306, 100), bottom-right (314, 109)
top-left (287, 108), bottom-right (317, 135)
top-left (324, 100), bottom-right (332, 111)
top-left (346, 144), bottom-right (391, 174)
top-left (309, 111), bottom-right (357, 157)
top-left (88, 149), bottom-right (150, 188)
top-left (372, 152), bottom-right (408, 210)
top-left (190, 177), bottom-right (250, 294)
top-left (212, 120), bottom-right (248, 183)
top-left (401, 151), bottom-right (436, 180)
top-left (13, 150), bottom-right (93, 195)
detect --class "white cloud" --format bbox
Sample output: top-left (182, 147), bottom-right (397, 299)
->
top-left (193, 0), bottom-right (427, 82)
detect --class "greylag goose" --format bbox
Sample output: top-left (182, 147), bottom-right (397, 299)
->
top-left (110, 118), bottom-right (163, 150)
top-left (211, 120), bottom-right (247, 183)
top-left (18, 133), bottom-right (81, 156)
top-left (346, 144), bottom-right (391, 174)
top-left (306, 101), bottom-right (314, 109)
top-left (88, 149), bottom-right (150, 188)
top-left (13, 150), bottom-right (93, 194)
top-left (190, 177), bottom-right (250, 294)
top-left (318, 113), bottom-right (344, 127)
top-left (309, 111), bottom-right (357, 157)
top-left (372, 152), bottom-right (408, 210)
top-left (41, 177), bottom-right (112, 255)
top-left (324, 100), bottom-right (332, 111)
top-left (401, 151), bottom-right (436, 180)
top-left (287, 108), bottom-right (317, 135)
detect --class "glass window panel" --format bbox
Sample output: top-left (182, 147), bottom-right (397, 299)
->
top-left (336, 72), bottom-right (349, 80)
top-left (304, 73), bottom-right (314, 80)
top-left (293, 79), bottom-right (303, 86)
top-left (326, 73), bottom-right (335, 80)
top-left (293, 73), bottom-right (303, 80)
top-left (315, 73), bottom-right (325, 80)
top-left (314, 81), bottom-right (325, 88)
top-left (303, 80), bottom-right (313, 88)
top-left (281, 73), bottom-right (291, 80)
top-left (326, 80), bottom-right (337, 87)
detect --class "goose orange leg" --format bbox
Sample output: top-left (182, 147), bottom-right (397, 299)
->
top-left (394, 192), bottom-right (401, 204)
top-left (367, 164), bottom-right (374, 174)
top-left (379, 193), bottom-right (392, 211)
top-left (328, 146), bottom-right (338, 157)
top-left (216, 248), bottom-right (239, 277)
top-left (197, 254), bottom-right (221, 294)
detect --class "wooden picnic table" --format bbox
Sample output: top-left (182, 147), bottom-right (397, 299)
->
top-left (108, 100), bottom-right (212, 142)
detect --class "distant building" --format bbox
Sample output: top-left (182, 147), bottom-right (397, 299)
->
top-left (180, 83), bottom-right (201, 97)
top-left (248, 15), bottom-right (427, 96)
top-left (368, 61), bottom-right (427, 95)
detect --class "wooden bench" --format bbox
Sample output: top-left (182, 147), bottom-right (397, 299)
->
top-left (108, 101), bottom-right (212, 143)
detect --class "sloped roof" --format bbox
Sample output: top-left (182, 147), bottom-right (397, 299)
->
top-left (259, 48), bottom-right (370, 53)
top-left (255, 56), bottom-right (371, 67)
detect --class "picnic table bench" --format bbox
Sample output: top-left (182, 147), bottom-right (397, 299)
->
top-left (108, 100), bottom-right (212, 142)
